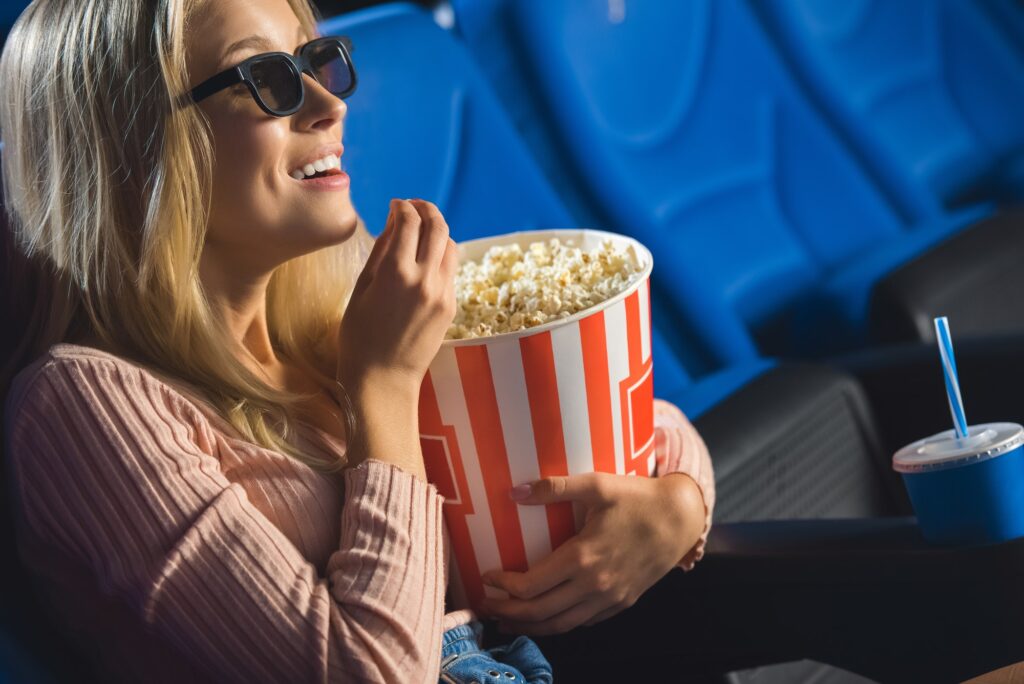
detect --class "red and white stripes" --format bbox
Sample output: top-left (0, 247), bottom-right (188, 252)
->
top-left (419, 281), bottom-right (655, 607)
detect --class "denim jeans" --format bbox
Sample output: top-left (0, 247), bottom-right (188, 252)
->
top-left (439, 620), bottom-right (553, 684)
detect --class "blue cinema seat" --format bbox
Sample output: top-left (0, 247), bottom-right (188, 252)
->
top-left (754, 0), bottom-right (1024, 218)
top-left (319, 3), bottom-right (775, 417)
top-left (317, 1), bottom-right (901, 517)
top-left (323, 6), bottom-right (1024, 681)
top-left (450, 0), bottom-right (1024, 364)
top-left (320, 0), bottom-right (904, 574)
top-left (979, 0), bottom-right (1024, 62)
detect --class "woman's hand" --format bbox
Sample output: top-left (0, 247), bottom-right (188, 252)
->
top-left (335, 199), bottom-right (458, 477)
top-left (478, 455), bottom-right (706, 636)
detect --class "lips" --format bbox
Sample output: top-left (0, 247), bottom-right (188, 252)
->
top-left (288, 142), bottom-right (345, 179)
top-left (297, 169), bottom-right (351, 191)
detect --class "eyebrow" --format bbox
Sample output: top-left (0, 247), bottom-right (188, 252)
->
top-left (220, 26), bottom-right (308, 65)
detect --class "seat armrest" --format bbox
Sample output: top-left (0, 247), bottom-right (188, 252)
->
top-left (533, 518), bottom-right (1024, 683)
top-left (869, 209), bottom-right (1024, 344)
top-left (706, 516), bottom-right (924, 556)
top-left (691, 363), bottom-right (906, 521)
top-left (683, 518), bottom-right (1024, 681)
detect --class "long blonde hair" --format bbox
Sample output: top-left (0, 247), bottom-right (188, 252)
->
top-left (0, 0), bottom-right (374, 471)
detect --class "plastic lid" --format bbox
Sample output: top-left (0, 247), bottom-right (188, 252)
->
top-left (892, 422), bottom-right (1024, 473)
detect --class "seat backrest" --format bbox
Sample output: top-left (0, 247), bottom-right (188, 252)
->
top-left (499, 0), bottom-right (909, 352)
top-left (0, 149), bottom-right (98, 683)
top-left (318, 3), bottom-right (696, 397)
top-left (320, 3), bottom-right (572, 238)
top-left (755, 0), bottom-right (1024, 217)
top-left (979, 0), bottom-right (1024, 62)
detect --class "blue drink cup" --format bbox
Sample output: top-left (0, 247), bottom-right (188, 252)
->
top-left (893, 422), bottom-right (1024, 545)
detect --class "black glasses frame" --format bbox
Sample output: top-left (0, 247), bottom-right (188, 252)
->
top-left (189, 36), bottom-right (357, 117)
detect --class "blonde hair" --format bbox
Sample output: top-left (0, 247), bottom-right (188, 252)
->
top-left (0, 0), bottom-right (374, 471)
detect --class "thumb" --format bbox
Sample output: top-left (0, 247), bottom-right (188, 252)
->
top-left (509, 473), bottom-right (610, 506)
top-left (358, 201), bottom-right (398, 285)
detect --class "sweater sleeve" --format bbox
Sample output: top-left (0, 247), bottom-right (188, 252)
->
top-left (652, 398), bottom-right (716, 571)
top-left (4, 356), bottom-right (447, 683)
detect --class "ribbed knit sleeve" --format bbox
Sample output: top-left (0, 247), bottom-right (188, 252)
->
top-left (4, 355), bottom-right (447, 683)
top-left (652, 398), bottom-right (716, 571)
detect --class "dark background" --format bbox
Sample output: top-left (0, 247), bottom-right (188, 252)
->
top-left (0, 1), bottom-right (435, 47)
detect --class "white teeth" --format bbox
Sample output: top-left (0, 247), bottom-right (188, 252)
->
top-left (292, 153), bottom-right (342, 179)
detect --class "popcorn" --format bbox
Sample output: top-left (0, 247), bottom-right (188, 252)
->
top-left (446, 237), bottom-right (640, 340)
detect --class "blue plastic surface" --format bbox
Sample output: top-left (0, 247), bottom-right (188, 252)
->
top-left (510, 0), bottom-right (896, 310)
top-left (793, 207), bottom-right (984, 353)
top-left (901, 444), bottom-right (1024, 545)
top-left (318, 4), bottom-right (773, 404)
top-left (466, 0), bottom-right (994, 359)
top-left (755, 0), bottom-right (1024, 218)
top-left (668, 360), bottom-right (777, 421)
top-left (319, 5), bottom-right (571, 238)
top-left (979, 0), bottom-right (1024, 62)
top-left (0, 2), bottom-right (29, 25)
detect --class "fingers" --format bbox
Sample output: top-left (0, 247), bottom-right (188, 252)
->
top-left (481, 538), bottom-right (582, 600)
top-left (479, 576), bottom-right (590, 623)
top-left (510, 472), bottom-right (614, 507)
top-left (387, 198), bottom-right (421, 266)
top-left (407, 199), bottom-right (450, 268)
top-left (357, 203), bottom-right (398, 288)
top-left (496, 598), bottom-right (606, 637)
top-left (581, 603), bottom-right (625, 628)
top-left (440, 237), bottom-right (458, 282)
top-left (440, 238), bottom-right (458, 320)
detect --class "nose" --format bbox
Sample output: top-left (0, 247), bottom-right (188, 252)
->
top-left (295, 73), bottom-right (346, 131)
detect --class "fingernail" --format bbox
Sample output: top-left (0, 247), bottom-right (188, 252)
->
top-left (509, 483), bottom-right (532, 501)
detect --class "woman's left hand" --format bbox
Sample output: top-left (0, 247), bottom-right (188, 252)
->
top-left (477, 466), bottom-right (706, 636)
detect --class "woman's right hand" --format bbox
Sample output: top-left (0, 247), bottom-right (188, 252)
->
top-left (335, 199), bottom-right (458, 478)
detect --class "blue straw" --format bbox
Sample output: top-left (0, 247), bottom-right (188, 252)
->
top-left (934, 316), bottom-right (969, 440)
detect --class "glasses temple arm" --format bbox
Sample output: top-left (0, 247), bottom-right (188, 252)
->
top-left (190, 66), bottom-right (244, 103)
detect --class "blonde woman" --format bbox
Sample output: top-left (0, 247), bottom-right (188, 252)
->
top-left (0, 0), bottom-right (714, 682)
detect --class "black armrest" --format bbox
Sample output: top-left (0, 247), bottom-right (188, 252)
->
top-left (836, 333), bottom-right (1024, 457)
top-left (533, 518), bottom-right (1024, 683)
top-left (869, 209), bottom-right (1024, 345)
top-left (692, 363), bottom-right (909, 521)
top-left (706, 516), bottom-right (925, 556)
top-left (692, 518), bottom-right (1024, 681)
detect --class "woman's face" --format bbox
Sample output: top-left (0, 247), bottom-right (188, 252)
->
top-left (186, 0), bottom-right (358, 272)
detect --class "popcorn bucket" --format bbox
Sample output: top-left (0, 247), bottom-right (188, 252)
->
top-left (417, 229), bottom-right (655, 607)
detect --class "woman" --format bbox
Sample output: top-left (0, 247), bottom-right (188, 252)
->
top-left (0, 0), bottom-right (714, 681)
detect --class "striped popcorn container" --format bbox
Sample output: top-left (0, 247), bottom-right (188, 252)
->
top-left (418, 229), bottom-right (655, 608)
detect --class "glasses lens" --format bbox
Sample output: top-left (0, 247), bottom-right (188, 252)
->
top-left (307, 41), bottom-right (354, 96)
top-left (250, 56), bottom-right (302, 112)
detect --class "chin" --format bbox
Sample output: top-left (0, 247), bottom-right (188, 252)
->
top-left (311, 210), bottom-right (361, 247)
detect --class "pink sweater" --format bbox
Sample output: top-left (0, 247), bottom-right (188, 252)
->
top-left (3, 343), bottom-right (714, 683)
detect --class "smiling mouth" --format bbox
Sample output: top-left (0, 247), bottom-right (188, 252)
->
top-left (289, 151), bottom-right (345, 180)
top-left (303, 168), bottom-right (343, 180)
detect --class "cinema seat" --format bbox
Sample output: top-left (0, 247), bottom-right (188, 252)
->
top-left (753, 0), bottom-right (1024, 217)
top-left (316, 6), bottom-right (1024, 681)
top-left (451, 0), bottom-right (1024, 364)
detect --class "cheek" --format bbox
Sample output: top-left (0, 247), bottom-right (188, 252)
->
top-left (202, 105), bottom-right (358, 251)
top-left (206, 112), bottom-right (286, 237)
